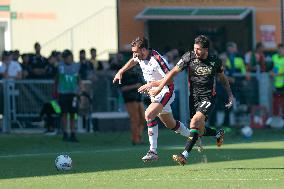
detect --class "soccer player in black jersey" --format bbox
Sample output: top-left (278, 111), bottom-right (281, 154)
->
top-left (149, 35), bottom-right (234, 165)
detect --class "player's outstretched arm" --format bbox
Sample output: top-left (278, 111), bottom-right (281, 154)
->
top-left (218, 72), bottom-right (234, 108)
top-left (149, 66), bottom-right (180, 96)
top-left (113, 58), bottom-right (137, 84)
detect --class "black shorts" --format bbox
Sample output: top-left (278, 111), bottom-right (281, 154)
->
top-left (58, 93), bottom-right (78, 114)
top-left (122, 89), bottom-right (142, 103)
top-left (189, 95), bottom-right (216, 120)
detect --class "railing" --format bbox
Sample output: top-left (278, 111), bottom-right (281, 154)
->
top-left (0, 72), bottom-right (273, 133)
top-left (0, 72), bottom-right (123, 132)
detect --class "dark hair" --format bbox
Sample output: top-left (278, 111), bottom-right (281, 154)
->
top-left (194, 35), bottom-right (210, 49)
top-left (90, 48), bottom-right (96, 52)
top-left (80, 49), bottom-right (86, 54)
top-left (131, 36), bottom-right (149, 49)
top-left (278, 43), bottom-right (284, 48)
top-left (2, 50), bottom-right (11, 57)
top-left (62, 49), bottom-right (73, 58)
top-left (34, 42), bottom-right (40, 48)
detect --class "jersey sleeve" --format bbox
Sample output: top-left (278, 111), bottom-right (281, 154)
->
top-left (176, 51), bottom-right (191, 71)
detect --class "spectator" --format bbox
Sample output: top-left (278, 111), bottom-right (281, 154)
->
top-left (0, 51), bottom-right (22, 79)
top-left (20, 53), bottom-right (31, 79)
top-left (271, 44), bottom-right (284, 93)
top-left (225, 42), bottom-right (246, 75)
top-left (78, 49), bottom-right (94, 80)
top-left (225, 42), bottom-right (248, 105)
top-left (271, 44), bottom-right (284, 117)
top-left (55, 49), bottom-right (81, 142)
top-left (51, 50), bottom-right (62, 63)
top-left (245, 42), bottom-right (266, 74)
top-left (12, 50), bottom-right (20, 62)
top-left (209, 53), bottom-right (235, 127)
top-left (29, 42), bottom-right (48, 79)
top-left (89, 48), bottom-right (103, 71)
top-left (119, 65), bottom-right (145, 145)
top-left (45, 54), bottom-right (58, 79)
top-left (109, 53), bottom-right (125, 71)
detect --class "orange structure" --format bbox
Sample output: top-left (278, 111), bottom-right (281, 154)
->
top-left (118, 0), bottom-right (283, 53)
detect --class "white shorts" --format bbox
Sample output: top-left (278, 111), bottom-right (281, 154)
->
top-left (150, 84), bottom-right (175, 114)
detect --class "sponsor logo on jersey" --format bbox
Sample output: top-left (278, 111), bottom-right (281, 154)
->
top-left (195, 66), bottom-right (212, 75)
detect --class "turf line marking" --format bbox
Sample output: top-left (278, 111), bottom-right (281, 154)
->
top-left (0, 147), bottom-right (137, 158)
top-left (133, 178), bottom-right (280, 181)
top-left (0, 145), bottom-right (184, 158)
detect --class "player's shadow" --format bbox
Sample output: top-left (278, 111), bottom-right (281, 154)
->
top-left (0, 147), bottom-right (283, 179)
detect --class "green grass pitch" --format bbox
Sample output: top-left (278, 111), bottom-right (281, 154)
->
top-left (0, 128), bottom-right (283, 189)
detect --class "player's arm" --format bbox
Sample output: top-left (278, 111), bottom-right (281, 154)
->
top-left (217, 72), bottom-right (234, 108)
top-left (149, 66), bottom-right (181, 96)
top-left (138, 79), bottom-right (163, 94)
top-left (113, 58), bottom-right (138, 84)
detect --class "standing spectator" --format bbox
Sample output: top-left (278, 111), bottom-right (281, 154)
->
top-left (52, 50), bottom-right (62, 63)
top-left (29, 42), bottom-right (48, 79)
top-left (111, 53), bottom-right (145, 145)
top-left (271, 44), bottom-right (284, 92)
top-left (45, 54), bottom-right (58, 79)
top-left (12, 50), bottom-right (20, 62)
top-left (245, 42), bottom-right (266, 73)
top-left (120, 65), bottom-right (145, 145)
top-left (78, 49), bottom-right (94, 80)
top-left (0, 51), bottom-right (22, 79)
top-left (209, 53), bottom-right (235, 127)
top-left (89, 48), bottom-right (103, 71)
top-left (109, 53), bottom-right (125, 71)
top-left (225, 42), bottom-right (247, 105)
top-left (225, 42), bottom-right (246, 75)
top-left (55, 49), bottom-right (81, 142)
top-left (20, 53), bottom-right (31, 79)
top-left (271, 44), bottom-right (284, 117)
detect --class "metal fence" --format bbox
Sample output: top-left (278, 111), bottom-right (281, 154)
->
top-left (0, 71), bottom-right (273, 133)
top-left (0, 72), bottom-right (122, 132)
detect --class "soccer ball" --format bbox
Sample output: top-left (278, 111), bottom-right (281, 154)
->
top-left (55, 154), bottom-right (72, 171)
top-left (241, 126), bottom-right (253, 138)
